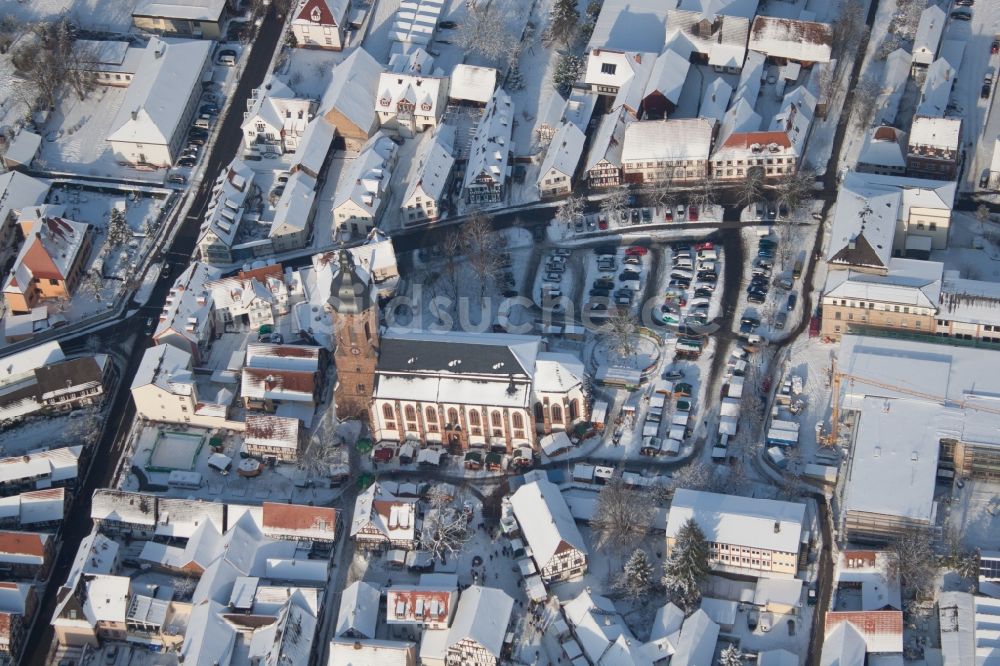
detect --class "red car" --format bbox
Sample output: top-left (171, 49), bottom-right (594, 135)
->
top-left (625, 246), bottom-right (648, 257)
top-left (992, 39), bottom-right (999, 54)
top-left (688, 206), bottom-right (699, 221)
top-left (695, 242), bottom-right (714, 252)
top-left (664, 210), bottom-right (673, 221)
top-left (598, 218), bottom-right (609, 230)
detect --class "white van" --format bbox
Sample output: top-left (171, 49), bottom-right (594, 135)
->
top-left (218, 53), bottom-right (237, 66)
top-left (670, 269), bottom-right (693, 280)
top-left (697, 248), bottom-right (718, 261)
top-left (673, 257), bottom-right (693, 269)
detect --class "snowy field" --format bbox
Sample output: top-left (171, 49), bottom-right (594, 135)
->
top-left (0, 407), bottom-right (100, 457)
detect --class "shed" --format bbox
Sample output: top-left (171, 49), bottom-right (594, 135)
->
top-left (540, 431), bottom-right (573, 457)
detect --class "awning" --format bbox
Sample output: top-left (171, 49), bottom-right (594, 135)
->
top-left (464, 451), bottom-right (483, 463)
top-left (486, 452), bottom-right (503, 465)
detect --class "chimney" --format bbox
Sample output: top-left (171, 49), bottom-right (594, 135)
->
top-left (131, 110), bottom-right (138, 121)
top-left (774, 521), bottom-right (781, 533)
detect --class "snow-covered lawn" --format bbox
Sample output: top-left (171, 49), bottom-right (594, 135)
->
top-left (0, 409), bottom-right (95, 457)
top-left (274, 47), bottom-right (345, 99)
top-left (931, 211), bottom-right (1000, 281)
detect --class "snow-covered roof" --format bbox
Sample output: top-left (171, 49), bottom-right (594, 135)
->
top-left (824, 258), bottom-right (942, 310)
top-left (825, 611), bottom-right (903, 654)
top-left (328, 639), bottom-right (416, 666)
top-left (320, 48), bottom-right (384, 135)
top-left (74, 39), bottom-right (144, 73)
top-left (0, 340), bottom-right (63, 389)
top-left (336, 580), bottom-right (381, 638)
top-left (376, 71), bottom-right (445, 119)
top-left (347, 231), bottom-right (398, 282)
top-left (391, 0), bottom-right (443, 45)
top-left (912, 5), bottom-right (946, 66)
top-left (648, 602), bottom-right (684, 643)
top-left (0, 172), bottom-right (49, 240)
top-left (0, 446), bottom-right (80, 487)
top-left (153, 261), bottom-right (217, 346)
top-left (108, 38), bottom-right (212, 147)
top-left (916, 57), bottom-right (958, 118)
top-left (510, 478), bottom-right (587, 570)
top-left (292, 0), bottom-right (350, 27)
top-left (199, 158), bottom-right (256, 249)
top-left (769, 85), bottom-right (816, 156)
top-left (245, 414), bottom-right (299, 450)
top-left (749, 16), bottom-right (832, 63)
top-left (564, 589), bottom-right (651, 665)
top-left (448, 65), bottom-right (497, 104)
top-left (584, 107), bottom-right (630, 172)
top-left (386, 574), bottom-right (458, 626)
top-left (242, 80), bottom-right (313, 137)
top-left (446, 586), bottom-right (513, 658)
top-left (588, 0), bottom-right (669, 52)
top-left (156, 497), bottom-right (224, 539)
top-left (180, 601), bottom-right (237, 665)
top-left (909, 116), bottom-right (961, 151)
top-left (836, 550), bottom-right (901, 611)
top-left (670, 609), bottom-right (719, 666)
top-left (3, 129), bottom-right (40, 167)
top-left (402, 125), bottom-right (455, 206)
top-left (290, 116), bottom-right (336, 177)
top-left (825, 174), bottom-right (902, 270)
top-left (698, 77), bottom-right (733, 123)
top-left (665, 10), bottom-right (749, 69)
top-left (377, 329), bottom-right (538, 378)
top-left (131, 344), bottom-right (193, 397)
top-left (939, 270), bottom-right (1000, 325)
top-left (859, 126), bottom-right (907, 170)
top-left (537, 122), bottom-right (585, 185)
top-left (622, 119), bottom-right (714, 164)
top-left (84, 575), bottom-right (130, 624)
top-left (676, 0), bottom-right (758, 20)
top-left (462, 88), bottom-right (513, 190)
top-left (333, 133), bottom-right (397, 218)
top-left (133, 0), bottom-right (225, 20)
top-left (753, 578), bottom-right (803, 610)
top-left (643, 49), bottom-right (690, 108)
top-left (717, 98), bottom-right (762, 147)
top-left (91, 489), bottom-right (157, 526)
top-left (873, 49), bottom-right (910, 126)
top-left (585, 49), bottom-right (650, 91)
top-left (534, 352), bottom-right (584, 393)
top-left (666, 488), bottom-right (806, 554)
top-left (262, 502), bottom-right (336, 542)
top-left (3, 206), bottom-right (89, 300)
top-left (350, 484), bottom-right (418, 543)
top-left (0, 488), bottom-right (65, 526)
top-left (820, 620), bottom-right (868, 666)
top-left (269, 171), bottom-right (316, 238)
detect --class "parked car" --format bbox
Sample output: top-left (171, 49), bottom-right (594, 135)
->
top-left (983, 76), bottom-right (993, 99)
top-left (663, 369), bottom-right (685, 380)
top-left (774, 312), bottom-right (788, 329)
top-left (748, 290), bottom-right (767, 304)
top-left (669, 278), bottom-right (691, 289)
top-left (625, 246), bottom-right (648, 257)
top-left (545, 272), bottom-right (562, 282)
top-left (177, 157), bottom-right (197, 168)
top-left (167, 174), bottom-right (187, 185)
top-left (594, 245), bottom-right (616, 255)
top-left (993, 39), bottom-right (1000, 54)
top-left (598, 218), bottom-right (609, 230)
top-left (620, 270), bottom-right (642, 282)
top-left (786, 293), bottom-right (798, 311)
top-left (187, 135), bottom-right (206, 146)
top-left (951, 8), bottom-right (971, 19)
top-left (438, 20), bottom-right (457, 28)
top-left (630, 209), bottom-right (641, 225)
top-left (694, 287), bottom-right (714, 298)
top-left (641, 208), bottom-right (652, 222)
top-left (590, 288), bottom-right (610, 297)
top-left (688, 206), bottom-right (699, 221)
top-left (200, 103), bottom-right (219, 115)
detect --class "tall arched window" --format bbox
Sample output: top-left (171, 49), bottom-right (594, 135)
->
top-left (405, 405), bottom-right (416, 421)
top-left (569, 399), bottom-right (579, 421)
top-left (512, 412), bottom-right (524, 429)
top-left (468, 411), bottom-right (481, 426)
top-left (551, 404), bottom-right (563, 424)
top-left (425, 406), bottom-right (437, 423)
top-left (448, 408), bottom-right (459, 426)
top-left (491, 411), bottom-right (503, 428)
top-left (382, 404), bottom-right (394, 421)
top-left (534, 403), bottom-right (544, 422)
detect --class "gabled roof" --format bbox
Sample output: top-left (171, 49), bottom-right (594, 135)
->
top-left (336, 580), bottom-right (381, 638)
top-left (292, 0), bottom-right (349, 26)
top-left (133, 0), bottom-right (225, 20)
top-left (671, 609), bottom-right (719, 666)
top-left (291, 116), bottom-right (336, 176)
top-left (622, 119), bottom-right (715, 163)
top-left (699, 77), bottom-right (734, 123)
top-left (676, 0), bottom-right (758, 19)
top-left (820, 620), bottom-right (868, 666)
top-left (588, 0), bottom-right (669, 52)
top-left (666, 488), bottom-right (806, 554)
top-left (153, 261), bottom-right (217, 346)
top-left (350, 484), bottom-right (418, 542)
top-left (131, 344), bottom-right (194, 396)
top-left (320, 48), bottom-right (384, 135)
top-left (665, 9), bottom-right (749, 68)
top-left (377, 329), bottom-right (538, 378)
top-left (262, 502), bottom-right (336, 541)
top-left (0, 445), bottom-right (81, 486)
top-left (859, 126), bottom-right (907, 169)
top-left (446, 586), bottom-right (513, 658)
top-left (912, 5), bottom-right (946, 64)
top-left (537, 122), bottom-right (585, 184)
top-left (402, 124), bottom-right (455, 205)
top-left (198, 158), bottom-right (256, 248)
top-left (643, 49), bottom-right (690, 108)
top-left (825, 611), bottom-right (903, 654)
top-left (823, 258), bottom-right (943, 310)
top-left (3, 205), bottom-right (89, 297)
top-left (584, 108), bottom-right (629, 172)
top-left (241, 79), bottom-right (312, 136)
top-left (916, 58), bottom-right (958, 118)
top-left (462, 88), bottom-right (513, 189)
top-left (245, 414), bottom-right (299, 449)
top-left (328, 639), bottom-right (416, 665)
top-left (749, 16), bottom-right (833, 63)
top-left (269, 170), bottom-right (316, 238)
top-left (108, 38), bottom-right (213, 146)
top-left (375, 72), bottom-right (445, 119)
top-left (510, 478), bottom-right (587, 569)
top-left (333, 133), bottom-right (397, 217)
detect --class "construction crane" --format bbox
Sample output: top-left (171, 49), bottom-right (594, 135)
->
top-left (820, 357), bottom-right (1000, 447)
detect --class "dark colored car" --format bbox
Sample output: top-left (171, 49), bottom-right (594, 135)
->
top-left (438, 20), bottom-right (457, 28)
top-left (200, 103), bottom-right (219, 115)
top-left (694, 288), bottom-right (714, 299)
top-left (167, 174), bottom-right (187, 185)
top-left (590, 288), bottom-right (611, 297)
top-left (993, 39), bottom-right (999, 54)
top-left (594, 245), bottom-right (616, 255)
top-left (748, 291), bottom-right (766, 304)
top-left (177, 157), bottom-right (197, 168)
top-left (786, 293), bottom-right (798, 311)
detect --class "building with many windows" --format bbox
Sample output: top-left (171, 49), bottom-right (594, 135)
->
top-left (291, 0), bottom-right (351, 50)
top-left (461, 88), bottom-right (513, 205)
top-left (621, 119), bottom-right (714, 184)
top-left (665, 489), bottom-right (807, 578)
top-left (509, 477), bottom-right (588, 583)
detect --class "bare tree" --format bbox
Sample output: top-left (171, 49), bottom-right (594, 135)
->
top-left (942, 528), bottom-right (979, 584)
top-left (590, 475), bottom-right (655, 552)
top-left (832, 0), bottom-right (866, 58)
top-left (887, 527), bottom-right (937, 601)
top-left (670, 461), bottom-right (723, 493)
top-left (689, 179), bottom-right (716, 211)
top-left (976, 204), bottom-right (991, 235)
top-left (461, 211), bottom-right (503, 297)
top-left (852, 74), bottom-right (880, 129)
top-left (421, 506), bottom-right (471, 564)
top-left (739, 166), bottom-right (765, 213)
top-left (603, 308), bottom-right (639, 360)
top-left (12, 20), bottom-right (97, 111)
top-left (775, 167), bottom-right (815, 215)
top-left (644, 176), bottom-right (677, 210)
top-left (455, 2), bottom-right (516, 65)
top-left (599, 186), bottom-right (629, 224)
top-left (555, 195), bottom-right (584, 227)
top-left (440, 229), bottom-right (464, 303)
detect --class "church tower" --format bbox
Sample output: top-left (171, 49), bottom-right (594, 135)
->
top-left (329, 250), bottom-right (379, 421)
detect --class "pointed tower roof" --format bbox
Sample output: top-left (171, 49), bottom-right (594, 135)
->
top-left (328, 250), bottom-right (373, 315)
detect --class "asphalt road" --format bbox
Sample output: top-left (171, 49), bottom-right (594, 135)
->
top-left (20, 8), bottom-right (286, 663)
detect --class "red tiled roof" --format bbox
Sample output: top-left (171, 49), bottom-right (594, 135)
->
top-left (262, 502), bottom-right (336, 533)
top-left (825, 610), bottom-right (903, 637)
top-left (720, 131), bottom-right (792, 150)
top-left (0, 531), bottom-right (46, 557)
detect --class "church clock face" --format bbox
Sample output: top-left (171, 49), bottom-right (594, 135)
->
top-left (351, 346), bottom-right (360, 355)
